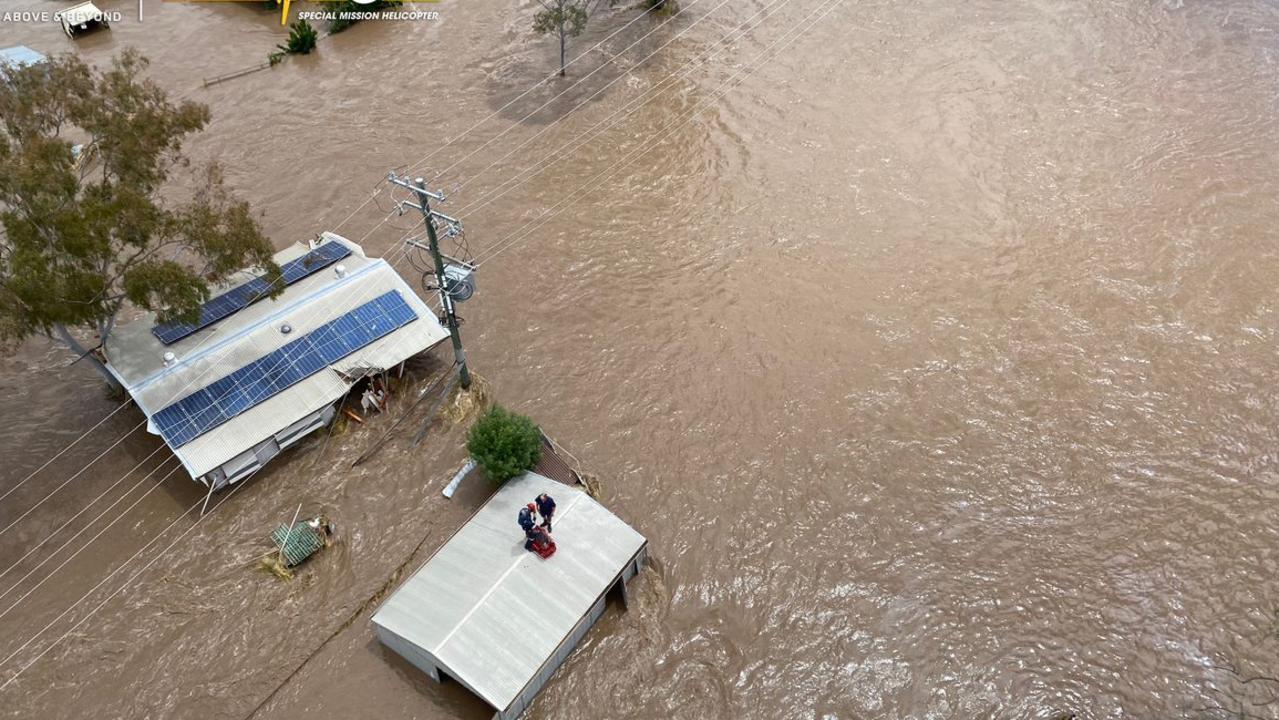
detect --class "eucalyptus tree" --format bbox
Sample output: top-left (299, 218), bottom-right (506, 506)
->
top-left (0, 49), bottom-right (279, 391)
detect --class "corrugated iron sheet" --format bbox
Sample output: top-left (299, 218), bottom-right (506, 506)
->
top-left (371, 472), bottom-right (647, 714)
top-left (104, 235), bottom-right (449, 479)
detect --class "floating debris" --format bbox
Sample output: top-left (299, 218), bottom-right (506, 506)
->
top-left (440, 371), bottom-right (491, 426)
top-left (258, 510), bottom-right (335, 581)
top-left (272, 517), bottom-right (332, 566)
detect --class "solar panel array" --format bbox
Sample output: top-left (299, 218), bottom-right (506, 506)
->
top-left (152, 290), bottom-right (418, 448)
top-left (151, 242), bottom-right (353, 345)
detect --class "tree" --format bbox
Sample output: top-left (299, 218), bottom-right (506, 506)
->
top-left (281, 19), bottom-right (318, 54)
top-left (467, 405), bottom-right (542, 484)
top-left (0, 50), bottom-right (280, 391)
top-left (270, 19), bottom-right (318, 64)
top-left (533, 0), bottom-right (603, 77)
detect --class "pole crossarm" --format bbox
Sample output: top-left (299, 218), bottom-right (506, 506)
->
top-left (387, 172), bottom-right (445, 201)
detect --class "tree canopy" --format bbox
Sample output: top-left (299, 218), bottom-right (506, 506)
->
top-left (0, 49), bottom-right (279, 388)
top-left (467, 405), bottom-right (542, 484)
top-left (533, 0), bottom-right (599, 76)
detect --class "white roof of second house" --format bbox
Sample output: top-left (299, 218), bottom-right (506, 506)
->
top-left (372, 472), bottom-right (647, 713)
top-left (0, 46), bottom-right (46, 71)
top-left (103, 233), bottom-right (448, 477)
top-left (59, 2), bottom-right (106, 25)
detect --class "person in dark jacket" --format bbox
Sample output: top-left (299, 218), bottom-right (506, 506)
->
top-left (518, 503), bottom-right (537, 537)
top-left (535, 493), bottom-right (556, 533)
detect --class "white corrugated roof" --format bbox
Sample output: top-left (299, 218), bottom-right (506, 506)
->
top-left (372, 473), bottom-right (647, 713)
top-left (0, 46), bottom-right (47, 70)
top-left (59, 2), bottom-right (105, 24)
top-left (104, 234), bottom-right (448, 478)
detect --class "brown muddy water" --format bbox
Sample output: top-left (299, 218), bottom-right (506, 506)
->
top-left (2, 0), bottom-right (1279, 718)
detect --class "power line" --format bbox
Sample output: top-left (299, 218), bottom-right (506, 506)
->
top-left (0, 226), bottom-right (424, 624)
top-left (0, 206), bottom-right (410, 540)
top-left (476, 0), bottom-right (847, 268)
top-left (1, 0), bottom-right (844, 692)
top-left (0, 444), bottom-right (169, 584)
top-left (387, 174), bottom-right (473, 389)
top-left (0, 229), bottom-right (308, 510)
top-left (0, 225), bottom-right (422, 580)
top-left (0, 463), bottom-right (253, 692)
top-left (0, 461), bottom-right (182, 622)
top-left (0, 1), bottom-right (673, 677)
top-left (0, 235), bottom-right (427, 665)
top-left (326, 2), bottom-right (672, 236)
top-left (0, 402), bottom-right (129, 505)
top-left (0, 278), bottom-right (447, 688)
top-left (0, 308), bottom-right (242, 514)
top-left (452, 0), bottom-right (794, 220)
top-left (2, 0), bottom-right (672, 523)
top-left (449, 0), bottom-right (748, 204)
top-left (408, 0), bottom-right (719, 186)
top-left (0, 423), bottom-right (146, 538)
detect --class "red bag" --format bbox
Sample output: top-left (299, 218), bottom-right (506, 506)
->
top-left (528, 527), bottom-right (557, 558)
top-left (533, 538), bottom-right (557, 559)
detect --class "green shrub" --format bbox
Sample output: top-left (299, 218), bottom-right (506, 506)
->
top-left (270, 19), bottom-right (317, 64)
top-left (467, 405), bottom-right (542, 485)
top-left (282, 19), bottom-right (318, 54)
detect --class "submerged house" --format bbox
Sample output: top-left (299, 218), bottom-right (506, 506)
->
top-left (59, 2), bottom-right (111, 38)
top-left (373, 472), bottom-right (648, 720)
top-left (104, 233), bottom-right (448, 490)
top-left (0, 46), bottom-right (47, 76)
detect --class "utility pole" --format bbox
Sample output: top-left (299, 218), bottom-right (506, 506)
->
top-left (388, 172), bottom-right (472, 390)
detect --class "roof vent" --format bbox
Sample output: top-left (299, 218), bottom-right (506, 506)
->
top-left (280, 323), bottom-right (293, 335)
top-left (163, 351), bottom-right (176, 366)
top-left (334, 264), bottom-right (347, 279)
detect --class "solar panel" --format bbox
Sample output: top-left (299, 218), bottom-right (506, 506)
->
top-left (152, 241), bottom-right (353, 345)
top-left (151, 290), bottom-right (418, 448)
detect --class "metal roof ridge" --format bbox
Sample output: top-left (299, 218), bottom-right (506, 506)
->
top-left (126, 257), bottom-right (392, 396)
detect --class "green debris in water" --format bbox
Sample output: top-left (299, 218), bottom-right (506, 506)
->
top-left (271, 521), bottom-right (326, 568)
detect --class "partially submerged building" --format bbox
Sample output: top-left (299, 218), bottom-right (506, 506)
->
top-left (0, 46), bottom-right (47, 75)
top-left (59, 2), bottom-right (110, 38)
top-left (104, 233), bottom-right (448, 490)
top-left (372, 472), bottom-right (647, 720)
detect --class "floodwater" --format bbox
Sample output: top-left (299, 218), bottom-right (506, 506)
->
top-left (2, 0), bottom-right (1278, 718)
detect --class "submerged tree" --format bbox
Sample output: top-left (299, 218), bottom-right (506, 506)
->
top-left (282, 19), bottom-right (318, 54)
top-left (0, 50), bottom-right (280, 391)
top-left (533, 0), bottom-right (607, 76)
top-left (270, 19), bottom-right (318, 64)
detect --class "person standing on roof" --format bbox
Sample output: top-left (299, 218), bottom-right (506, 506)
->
top-left (535, 493), bottom-right (556, 533)
top-left (518, 502), bottom-right (538, 538)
